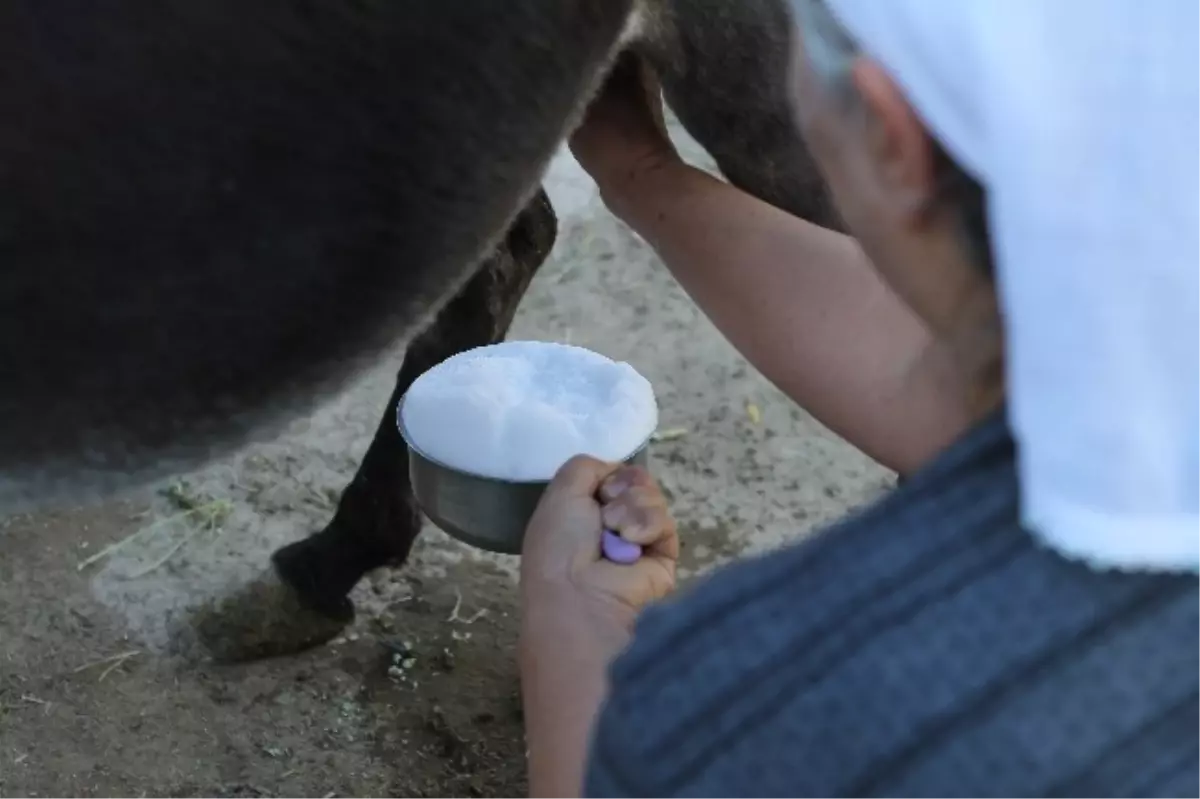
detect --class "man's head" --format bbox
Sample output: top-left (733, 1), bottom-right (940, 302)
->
top-left (787, 0), bottom-right (1002, 406)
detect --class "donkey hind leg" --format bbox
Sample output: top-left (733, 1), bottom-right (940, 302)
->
top-left (273, 188), bottom-right (558, 613)
top-left (186, 189), bottom-right (558, 662)
top-left (645, 0), bottom-right (843, 230)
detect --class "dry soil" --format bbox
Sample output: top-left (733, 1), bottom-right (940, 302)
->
top-left (0, 130), bottom-right (892, 797)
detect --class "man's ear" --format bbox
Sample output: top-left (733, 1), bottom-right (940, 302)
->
top-left (851, 57), bottom-right (939, 218)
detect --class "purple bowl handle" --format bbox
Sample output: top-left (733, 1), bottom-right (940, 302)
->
top-left (601, 529), bottom-right (643, 564)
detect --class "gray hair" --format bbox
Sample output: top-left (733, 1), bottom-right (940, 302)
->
top-left (789, 0), bottom-right (860, 99)
top-left (790, 0), bottom-right (994, 278)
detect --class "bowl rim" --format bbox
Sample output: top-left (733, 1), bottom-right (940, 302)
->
top-left (395, 390), bottom-right (651, 486)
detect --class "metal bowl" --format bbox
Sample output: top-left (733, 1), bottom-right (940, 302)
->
top-left (396, 394), bottom-right (650, 555)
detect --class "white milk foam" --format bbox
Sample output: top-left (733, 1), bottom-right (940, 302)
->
top-left (399, 341), bottom-right (658, 481)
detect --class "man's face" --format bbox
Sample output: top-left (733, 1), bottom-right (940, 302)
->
top-left (787, 23), bottom-right (977, 335)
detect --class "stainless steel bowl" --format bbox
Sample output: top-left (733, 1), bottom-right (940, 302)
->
top-left (396, 394), bottom-right (651, 555)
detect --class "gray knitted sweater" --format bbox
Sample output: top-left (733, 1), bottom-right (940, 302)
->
top-left (585, 413), bottom-right (1199, 797)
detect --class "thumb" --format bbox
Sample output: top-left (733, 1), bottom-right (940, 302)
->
top-left (589, 553), bottom-right (676, 610)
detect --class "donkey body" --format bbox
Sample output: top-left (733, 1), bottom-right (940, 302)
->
top-left (0, 0), bottom-right (840, 658)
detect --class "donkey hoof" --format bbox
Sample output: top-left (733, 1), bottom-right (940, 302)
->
top-left (183, 566), bottom-right (353, 663)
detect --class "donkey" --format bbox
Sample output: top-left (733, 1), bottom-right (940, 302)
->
top-left (0, 0), bottom-right (841, 659)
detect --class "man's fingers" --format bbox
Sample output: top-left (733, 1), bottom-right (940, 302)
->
top-left (598, 464), bottom-right (656, 502)
top-left (600, 485), bottom-right (665, 535)
top-left (600, 485), bottom-right (678, 560)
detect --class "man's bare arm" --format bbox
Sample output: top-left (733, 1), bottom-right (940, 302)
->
top-left (609, 162), bottom-right (974, 476)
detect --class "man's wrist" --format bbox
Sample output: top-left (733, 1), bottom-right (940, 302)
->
top-left (599, 158), bottom-right (695, 228)
top-left (519, 587), bottom-right (634, 663)
top-left (519, 592), bottom-right (630, 799)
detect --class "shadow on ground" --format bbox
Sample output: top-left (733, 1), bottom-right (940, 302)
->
top-left (0, 136), bottom-right (891, 796)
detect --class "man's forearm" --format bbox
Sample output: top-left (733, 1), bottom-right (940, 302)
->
top-left (520, 603), bottom-right (631, 798)
top-left (608, 163), bottom-right (974, 475)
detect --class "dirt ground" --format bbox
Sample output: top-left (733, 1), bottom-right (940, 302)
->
top-left (0, 132), bottom-right (892, 797)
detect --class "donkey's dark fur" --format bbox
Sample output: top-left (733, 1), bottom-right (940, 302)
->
top-left (0, 0), bottom-right (840, 658)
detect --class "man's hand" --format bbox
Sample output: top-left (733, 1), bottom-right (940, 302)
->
top-left (518, 455), bottom-right (678, 798)
top-left (521, 455), bottom-right (678, 629)
top-left (570, 53), bottom-right (683, 218)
